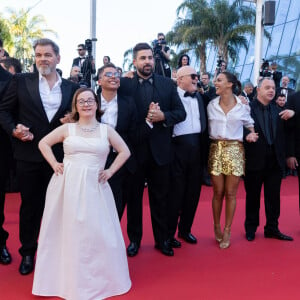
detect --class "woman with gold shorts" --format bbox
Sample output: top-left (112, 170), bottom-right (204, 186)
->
top-left (207, 72), bottom-right (258, 249)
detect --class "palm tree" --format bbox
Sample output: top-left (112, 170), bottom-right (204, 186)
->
top-left (2, 7), bottom-right (56, 69)
top-left (167, 0), bottom-right (270, 73)
top-left (122, 47), bottom-right (134, 71)
top-left (166, 0), bottom-right (211, 73)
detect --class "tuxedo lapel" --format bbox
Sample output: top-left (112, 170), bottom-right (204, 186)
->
top-left (25, 74), bottom-right (49, 121)
top-left (196, 93), bottom-right (206, 132)
top-left (252, 101), bottom-right (266, 138)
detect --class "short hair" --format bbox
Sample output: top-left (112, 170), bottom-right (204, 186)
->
top-left (201, 72), bottom-right (211, 79)
top-left (0, 57), bottom-right (22, 73)
top-left (157, 32), bottom-right (165, 38)
top-left (132, 43), bottom-right (152, 59)
top-left (103, 55), bottom-right (110, 62)
top-left (70, 87), bottom-right (103, 121)
top-left (33, 38), bottom-right (60, 56)
top-left (77, 44), bottom-right (86, 50)
top-left (244, 81), bottom-right (254, 88)
top-left (257, 77), bottom-right (274, 88)
top-left (97, 62), bottom-right (117, 80)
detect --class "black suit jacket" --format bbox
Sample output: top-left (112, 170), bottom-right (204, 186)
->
top-left (244, 99), bottom-right (286, 171)
top-left (101, 94), bottom-right (137, 174)
top-left (119, 73), bottom-right (186, 166)
top-left (0, 72), bottom-right (79, 163)
top-left (0, 66), bottom-right (13, 163)
top-left (286, 91), bottom-right (300, 158)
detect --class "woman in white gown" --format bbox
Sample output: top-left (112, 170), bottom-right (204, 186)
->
top-left (32, 87), bottom-right (131, 300)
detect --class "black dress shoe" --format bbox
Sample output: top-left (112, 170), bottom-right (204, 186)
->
top-left (264, 230), bottom-right (293, 241)
top-left (178, 232), bottom-right (197, 244)
top-left (155, 241), bottom-right (174, 256)
top-left (246, 232), bottom-right (255, 241)
top-left (168, 238), bottom-right (181, 248)
top-left (127, 242), bottom-right (140, 257)
top-left (0, 245), bottom-right (12, 265)
top-left (19, 255), bottom-right (34, 275)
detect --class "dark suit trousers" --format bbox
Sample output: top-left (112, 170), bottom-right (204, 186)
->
top-left (127, 153), bottom-right (170, 246)
top-left (244, 166), bottom-right (281, 233)
top-left (168, 134), bottom-right (203, 238)
top-left (17, 160), bottom-right (53, 256)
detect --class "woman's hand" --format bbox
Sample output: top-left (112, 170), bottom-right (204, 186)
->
top-left (98, 169), bottom-right (113, 183)
top-left (52, 162), bottom-right (64, 175)
top-left (246, 132), bottom-right (259, 143)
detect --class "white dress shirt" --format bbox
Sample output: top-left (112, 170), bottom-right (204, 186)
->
top-left (207, 95), bottom-right (254, 142)
top-left (173, 87), bottom-right (201, 137)
top-left (39, 72), bottom-right (62, 122)
top-left (100, 94), bottom-right (118, 129)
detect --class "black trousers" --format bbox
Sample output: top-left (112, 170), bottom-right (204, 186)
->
top-left (244, 165), bottom-right (282, 233)
top-left (126, 153), bottom-right (170, 246)
top-left (168, 134), bottom-right (203, 238)
top-left (17, 160), bottom-right (53, 257)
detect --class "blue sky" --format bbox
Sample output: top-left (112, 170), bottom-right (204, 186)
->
top-left (0, 0), bottom-right (184, 76)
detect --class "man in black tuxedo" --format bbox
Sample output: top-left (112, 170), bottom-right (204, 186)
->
top-left (168, 66), bottom-right (207, 248)
top-left (72, 43), bottom-right (96, 87)
top-left (244, 77), bottom-right (294, 242)
top-left (119, 43), bottom-right (186, 257)
top-left (97, 63), bottom-right (137, 219)
top-left (0, 39), bottom-right (13, 265)
top-left (286, 91), bottom-right (300, 207)
top-left (0, 38), bottom-right (78, 275)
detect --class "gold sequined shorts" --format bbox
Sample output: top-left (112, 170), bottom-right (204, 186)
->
top-left (208, 140), bottom-right (245, 176)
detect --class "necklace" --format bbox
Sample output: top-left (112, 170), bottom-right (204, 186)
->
top-left (77, 122), bottom-right (99, 133)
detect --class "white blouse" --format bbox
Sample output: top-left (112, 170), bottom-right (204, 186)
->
top-left (207, 96), bottom-right (254, 142)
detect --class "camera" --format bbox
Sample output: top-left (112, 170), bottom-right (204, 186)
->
top-left (261, 59), bottom-right (271, 77)
top-left (152, 39), bottom-right (166, 56)
top-left (197, 81), bottom-right (205, 89)
top-left (84, 38), bottom-right (97, 57)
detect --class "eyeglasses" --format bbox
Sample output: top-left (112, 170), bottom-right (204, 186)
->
top-left (190, 74), bottom-right (198, 80)
top-left (77, 49), bottom-right (84, 51)
top-left (104, 72), bottom-right (121, 78)
top-left (77, 98), bottom-right (96, 106)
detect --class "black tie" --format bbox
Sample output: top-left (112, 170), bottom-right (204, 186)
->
top-left (184, 91), bottom-right (197, 98)
top-left (263, 105), bottom-right (273, 145)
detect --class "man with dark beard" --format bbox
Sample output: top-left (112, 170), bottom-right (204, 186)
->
top-left (119, 43), bottom-right (186, 257)
top-left (0, 38), bottom-right (78, 275)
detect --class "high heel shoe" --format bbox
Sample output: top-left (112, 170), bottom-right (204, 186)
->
top-left (214, 224), bottom-right (223, 243)
top-left (220, 226), bottom-right (231, 249)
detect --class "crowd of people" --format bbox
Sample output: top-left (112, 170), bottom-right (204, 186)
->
top-left (0, 35), bottom-right (299, 299)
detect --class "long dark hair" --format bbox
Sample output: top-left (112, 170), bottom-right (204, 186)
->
top-left (70, 87), bottom-right (103, 121)
top-left (221, 71), bottom-right (242, 96)
top-left (177, 54), bottom-right (190, 69)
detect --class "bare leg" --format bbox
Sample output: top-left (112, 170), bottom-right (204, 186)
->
top-left (211, 174), bottom-right (225, 242)
top-left (220, 175), bottom-right (240, 249)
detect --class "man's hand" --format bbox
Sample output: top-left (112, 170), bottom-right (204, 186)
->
top-left (13, 124), bottom-right (34, 142)
top-left (287, 157), bottom-right (298, 169)
top-left (146, 102), bottom-right (165, 123)
top-left (60, 112), bottom-right (74, 124)
top-left (279, 109), bottom-right (295, 120)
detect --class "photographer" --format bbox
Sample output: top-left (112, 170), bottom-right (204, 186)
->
top-left (198, 72), bottom-right (216, 105)
top-left (259, 60), bottom-right (282, 88)
top-left (212, 57), bottom-right (226, 83)
top-left (72, 42), bottom-right (96, 87)
top-left (152, 33), bottom-right (171, 78)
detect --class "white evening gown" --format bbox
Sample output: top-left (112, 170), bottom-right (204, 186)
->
top-left (32, 123), bottom-right (131, 300)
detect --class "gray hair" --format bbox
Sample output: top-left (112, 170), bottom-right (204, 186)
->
top-left (33, 38), bottom-right (60, 56)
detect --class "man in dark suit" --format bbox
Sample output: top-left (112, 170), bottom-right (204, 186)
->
top-left (286, 91), bottom-right (300, 207)
top-left (119, 43), bottom-right (186, 257)
top-left (276, 76), bottom-right (295, 101)
top-left (0, 39), bottom-right (13, 265)
top-left (97, 63), bottom-right (137, 219)
top-left (168, 66), bottom-right (207, 248)
top-left (241, 81), bottom-right (254, 103)
top-left (72, 43), bottom-right (96, 87)
top-left (244, 77), bottom-right (294, 242)
top-left (0, 38), bottom-right (78, 275)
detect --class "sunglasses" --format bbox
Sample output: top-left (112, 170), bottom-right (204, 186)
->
top-left (77, 49), bottom-right (84, 51)
top-left (104, 72), bottom-right (121, 78)
top-left (190, 74), bottom-right (198, 80)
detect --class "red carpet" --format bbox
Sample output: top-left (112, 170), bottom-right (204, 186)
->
top-left (1, 176), bottom-right (299, 300)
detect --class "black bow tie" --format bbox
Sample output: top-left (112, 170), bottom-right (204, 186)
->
top-left (184, 91), bottom-right (197, 98)
top-left (139, 77), bottom-right (153, 85)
